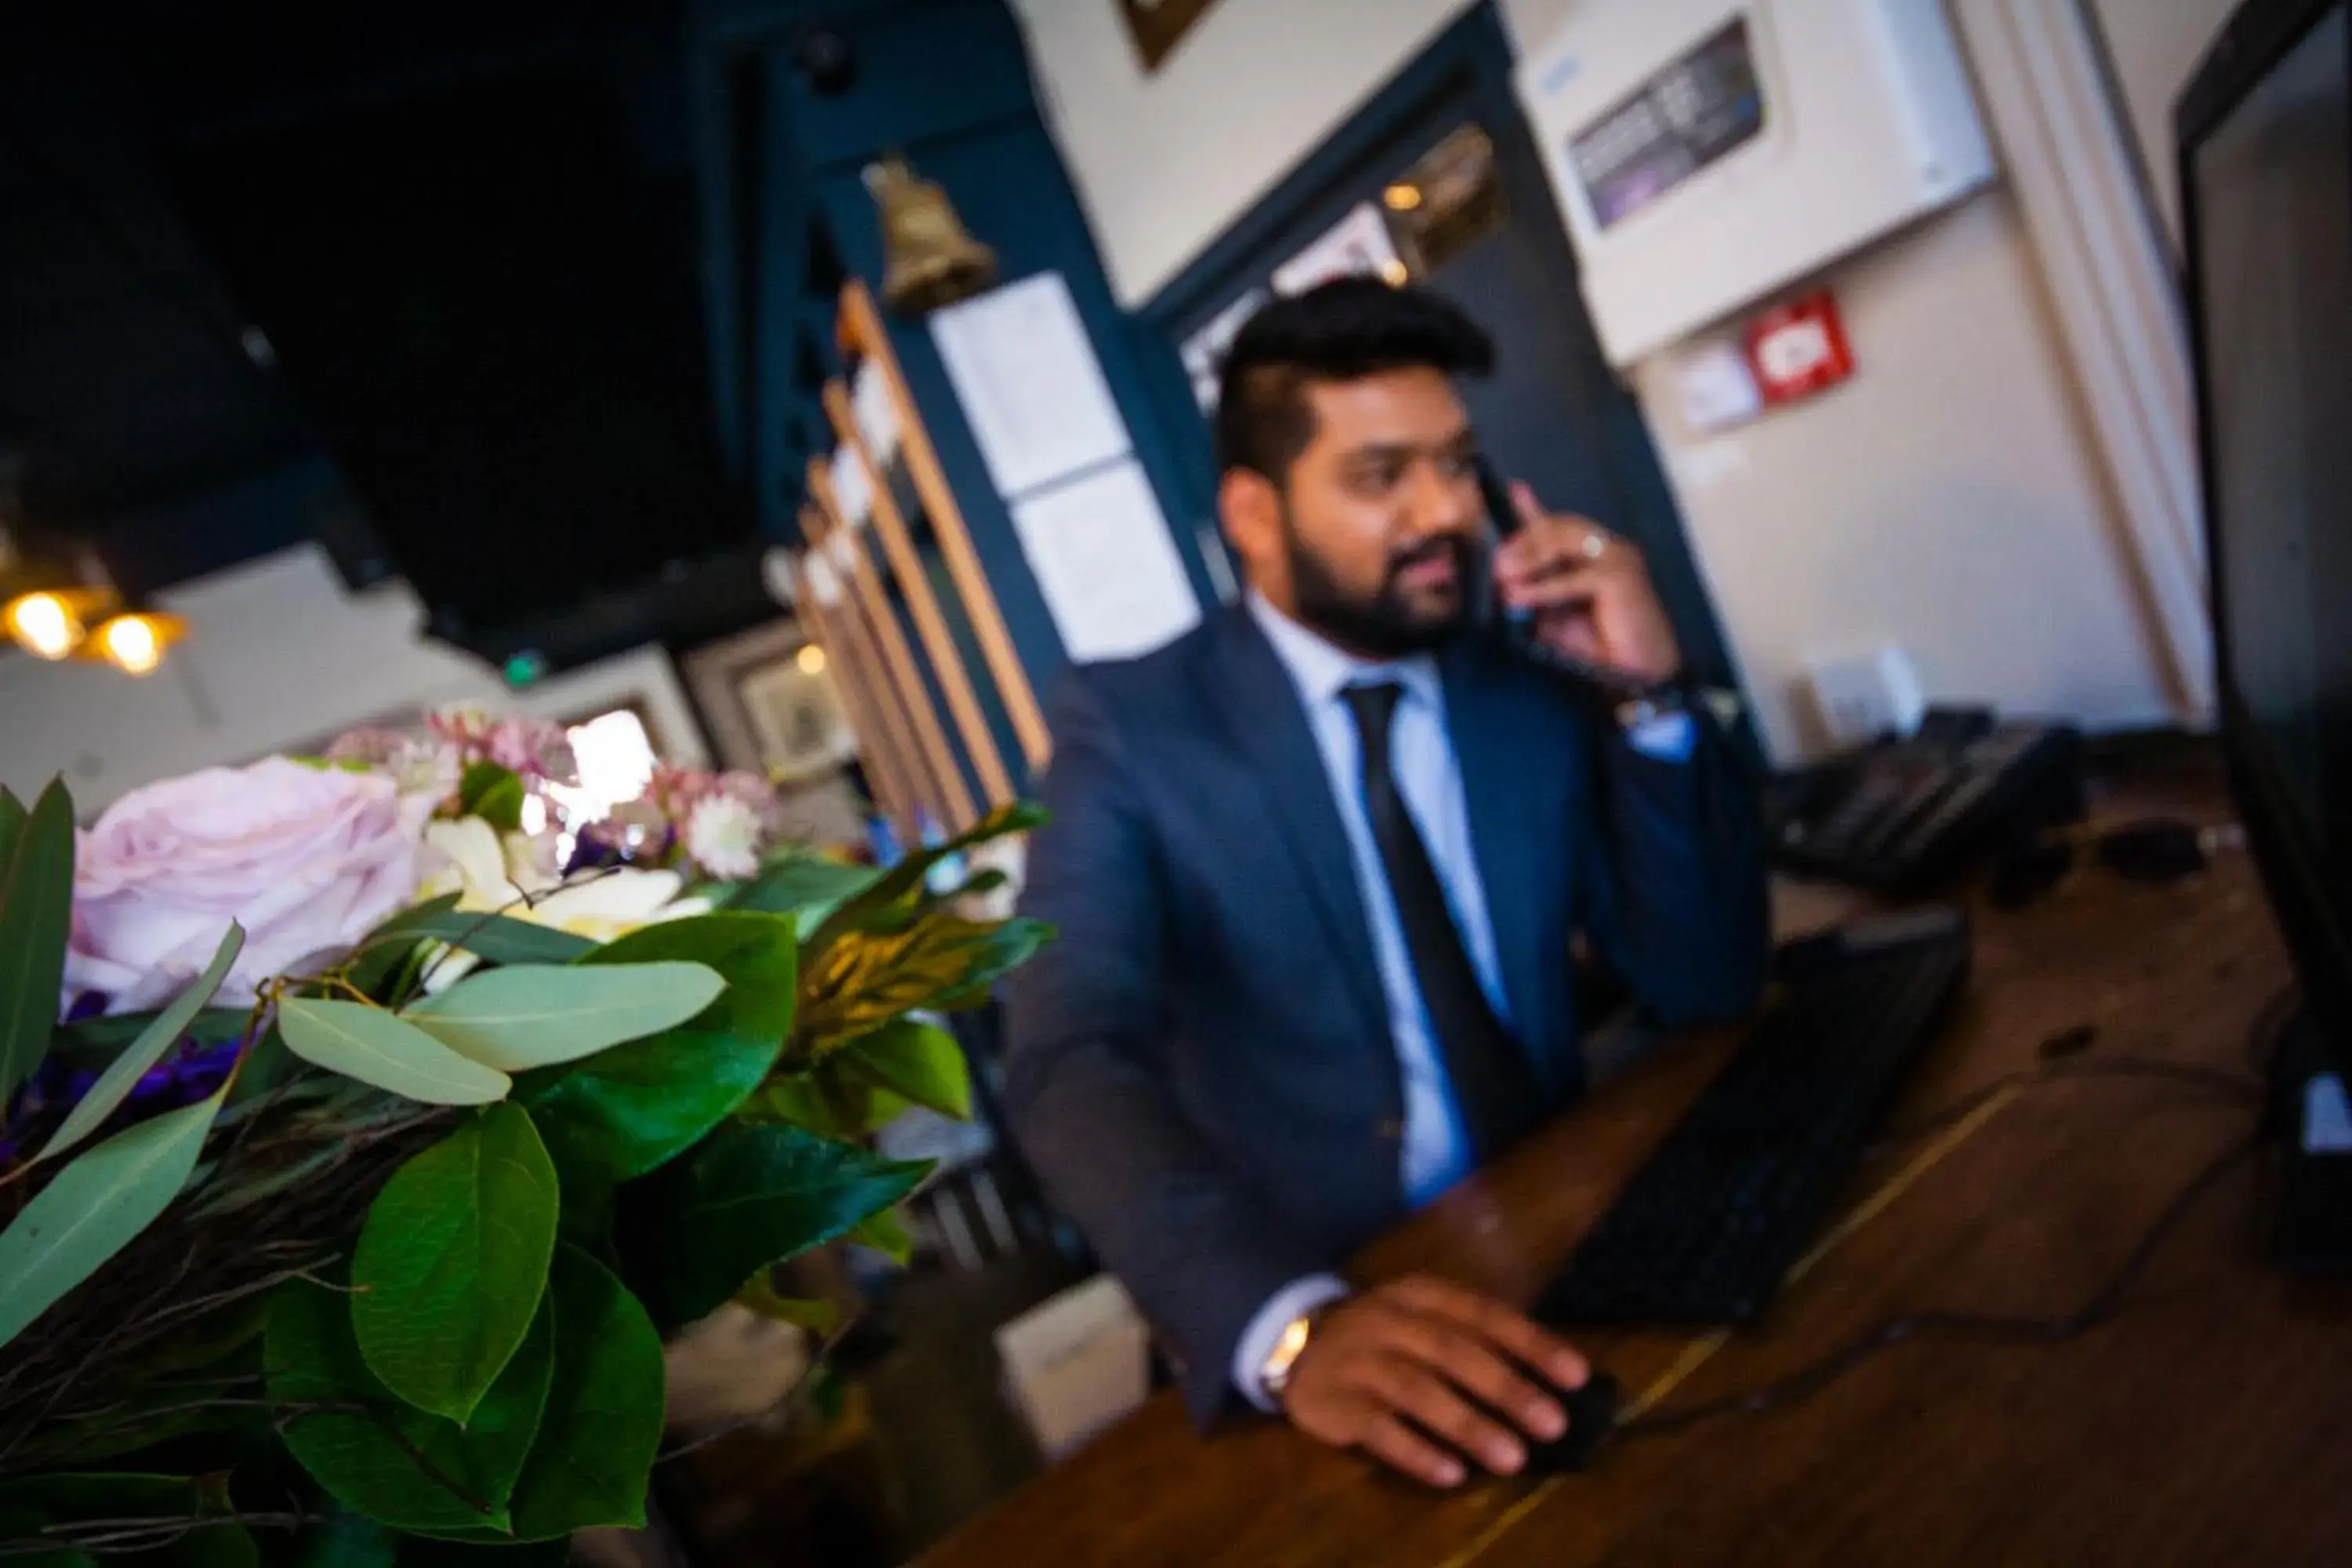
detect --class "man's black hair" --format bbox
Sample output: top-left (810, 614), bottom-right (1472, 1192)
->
top-left (1213, 276), bottom-right (1496, 485)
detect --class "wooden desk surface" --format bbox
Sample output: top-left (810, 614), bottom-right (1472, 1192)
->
top-left (924, 762), bottom-right (2352, 1567)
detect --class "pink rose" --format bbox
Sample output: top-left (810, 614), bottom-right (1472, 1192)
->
top-left (66, 758), bottom-right (429, 1014)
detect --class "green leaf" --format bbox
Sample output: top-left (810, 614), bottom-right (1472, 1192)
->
top-left (840, 1017), bottom-right (971, 1119)
top-left (742, 1069), bottom-right (902, 1141)
top-left (638, 1123), bottom-right (928, 1327)
top-left (807, 800), bottom-right (1047, 951)
top-left (41, 924), bottom-right (245, 1162)
top-left (499, 1246), bottom-right (666, 1540)
top-left (850, 1207), bottom-right (915, 1265)
top-left (401, 961), bottom-right (726, 1072)
top-left (735, 1275), bottom-right (843, 1335)
top-left (54, 1007), bottom-right (249, 1055)
top-left (0, 779), bottom-right (75, 1105)
top-left (351, 1105), bottom-right (559, 1423)
top-left (295, 1516), bottom-right (566, 1568)
top-left (521, 913), bottom-right (796, 1186)
top-left (269, 1276), bottom-right (553, 1534)
top-left (287, 1512), bottom-right (399, 1568)
top-left (344, 893), bottom-right (463, 996)
top-left (0, 1091), bottom-right (223, 1349)
top-left (278, 998), bottom-right (511, 1105)
top-left (796, 913), bottom-right (1052, 1057)
top-left (394, 911), bottom-right (595, 967)
top-left (724, 851), bottom-right (881, 934)
top-left (457, 762), bottom-right (525, 833)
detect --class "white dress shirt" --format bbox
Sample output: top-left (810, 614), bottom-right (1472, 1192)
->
top-left (1229, 593), bottom-right (1693, 1407)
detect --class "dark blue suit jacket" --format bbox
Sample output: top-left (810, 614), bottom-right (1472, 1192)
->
top-left (1001, 606), bottom-right (1769, 1424)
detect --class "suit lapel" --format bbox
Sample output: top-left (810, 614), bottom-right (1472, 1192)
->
top-left (1204, 612), bottom-right (1389, 1046)
top-left (1440, 640), bottom-right (1549, 1063)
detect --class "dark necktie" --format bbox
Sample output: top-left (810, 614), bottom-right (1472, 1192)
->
top-left (1340, 681), bottom-right (1541, 1160)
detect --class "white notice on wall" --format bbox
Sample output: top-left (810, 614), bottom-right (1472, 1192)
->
top-left (1010, 459), bottom-right (1200, 662)
top-left (1179, 286), bottom-right (1269, 411)
top-left (827, 448), bottom-right (873, 525)
top-left (1272, 202), bottom-right (1404, 296)
top-left (850, 361), bottom-right (901, 463)
top-left (931, 273), bottom-right (1131, 500)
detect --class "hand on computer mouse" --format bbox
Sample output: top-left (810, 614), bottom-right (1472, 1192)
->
top-left (1278, 1274), bottom-right (1590, 1489)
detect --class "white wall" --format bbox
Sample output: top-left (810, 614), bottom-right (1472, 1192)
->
top-left (1014, 0), bottom-right (1477, 304)
top-left (1, 543), bottom-right (709, 812)
top-left (1635, 194), bottom-right (2175, 753)
top-left (2088, 0), bottom-right (2238, 248)
top-left (1014, 0), bottom-right (2183, 759)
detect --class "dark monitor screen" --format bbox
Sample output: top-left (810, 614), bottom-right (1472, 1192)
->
top-left (2185, 0), bottom-right (2352, 1058)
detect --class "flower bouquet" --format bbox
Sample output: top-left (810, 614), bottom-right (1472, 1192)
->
top-left (0, 721), bottom-right (1047, 1563)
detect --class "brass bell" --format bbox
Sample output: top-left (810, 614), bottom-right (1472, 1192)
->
top-left (867, 154), bottom-right (997, 317)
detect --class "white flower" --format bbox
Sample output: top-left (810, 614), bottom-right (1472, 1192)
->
top-left (416, 817), bottom-right (709, 992)
top-left (684, 794), bottom-right (763, 881)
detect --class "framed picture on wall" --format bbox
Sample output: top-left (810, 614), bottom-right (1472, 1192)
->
top-left (1120, 0), bottom-right (1220, 72)
top-left (682, 619), bottom-right (859, 782)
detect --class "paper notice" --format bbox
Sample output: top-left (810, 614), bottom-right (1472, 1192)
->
top-left (1010, 459), bottom-right (1200, 662)
top-left (931, 273), bottom-right (1131, 499)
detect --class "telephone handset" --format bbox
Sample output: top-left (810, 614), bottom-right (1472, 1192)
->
top-left (1472, 455), bottom-right (1653, 699)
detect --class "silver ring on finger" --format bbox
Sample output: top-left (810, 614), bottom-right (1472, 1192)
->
top-left (1579, 528), bottom-right (1610, 561)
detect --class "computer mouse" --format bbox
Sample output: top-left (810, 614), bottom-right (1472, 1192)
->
top-left (1522, 1369), bottom-right (1621, 1474)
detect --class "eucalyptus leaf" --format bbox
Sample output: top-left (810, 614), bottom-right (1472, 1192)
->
top-left (724, 851), bottom-right (880, 934)
top-left (0, 779), bottom-right (75, 1105)
top-left (356, 892), bottom-right (465, 946)
top-left (351, 1104), bottom-right (559, 1422)
top-left (521, 913), bottom-right (796, 1186)
top-left (840, 1017), bottom-right (971, 1119)
top-left (278, 998), bottom-right (511, 1105)
top-left (40, 924), bottom-right (245, 1162)
top-left (402, 962), bottom-right (726, 1072)
top-left (54, 1007), bottom-right (249, 1055)
top-left (0, 1091), bottom-right (223, 1349)
top-left (270, 1276), bottom-right (553, 1534)
top-left (499, 1246), bottom-right (666, 1540)
top-left (345, 893), bottom-right (463, 996)
top-left (633, 1122), bottom-right (929, 1328)
top-left (387, 911), bottom-right (594, 967)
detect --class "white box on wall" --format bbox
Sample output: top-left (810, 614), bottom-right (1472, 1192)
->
top-left (1516, 0), bottom-right (1995, 365)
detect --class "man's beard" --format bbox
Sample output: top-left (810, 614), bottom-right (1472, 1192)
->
top-left (1284, 522), bottom-right (1476, 660)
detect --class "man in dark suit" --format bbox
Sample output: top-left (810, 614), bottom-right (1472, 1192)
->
top-left (1003, 278), bottom-right (1769, 1487)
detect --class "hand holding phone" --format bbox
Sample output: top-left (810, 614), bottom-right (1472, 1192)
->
top-left (1472, 459), bottom-right (1681, 693)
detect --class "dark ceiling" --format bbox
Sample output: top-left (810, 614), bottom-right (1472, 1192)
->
top-left (0, 1), bottom-right (808, 659)
top-left (0, 8), bottom-right (316, 566)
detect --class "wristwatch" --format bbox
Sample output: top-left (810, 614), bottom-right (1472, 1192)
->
top-left (1613, 674), bottom-right (1693, 734)
top-left (1258, 1305), bottom-right (1330, 1405)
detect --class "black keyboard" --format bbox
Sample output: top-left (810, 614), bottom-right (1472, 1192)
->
top-left (1537, 915), bottom-right (1972, 1327)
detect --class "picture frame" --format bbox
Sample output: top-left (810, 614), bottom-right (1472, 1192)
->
top-left (682, 618), bottom-right (858, 783)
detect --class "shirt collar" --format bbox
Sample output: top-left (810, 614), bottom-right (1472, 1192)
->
top-left (1245, 591), bottom-right (1443, 712)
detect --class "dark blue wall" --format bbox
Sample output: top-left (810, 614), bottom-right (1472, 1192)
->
top-left (724, 0), bottom-right (1225, 793)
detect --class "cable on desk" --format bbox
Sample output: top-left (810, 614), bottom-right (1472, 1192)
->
top-left (1614, 1134), bottom-right (2261, 1443)
top-left (1867, 1057), bottom-right (2260, 1155)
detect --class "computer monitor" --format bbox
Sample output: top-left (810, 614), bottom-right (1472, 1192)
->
top-left (2180, 0), bottom-right (2352, 1085)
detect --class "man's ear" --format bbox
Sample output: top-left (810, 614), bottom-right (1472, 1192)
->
top-left (1219, 467), bottom-right (1283, 582)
